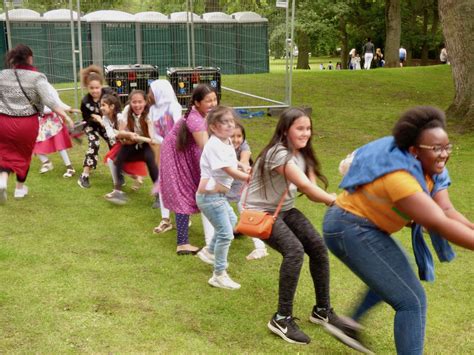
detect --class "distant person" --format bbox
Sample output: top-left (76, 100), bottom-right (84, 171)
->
top-left (399, 46), bottom-right (407, 67)
top-left (362, 37), bottom-right (375, 70)
top-left (319, 63), bottom-right (325, 70)
top-left (375, 48), bottom-right (385, 67)
top-left (336, 62), bottom-right (342, 70)
top-left (440, 46), bottom-right (448, 64)
top-left (327, 61), bottom-right (334, 70)
top-left (348, 48), bottom-right (356, 69)
top-left (352, 53), bottom-right (361, 70)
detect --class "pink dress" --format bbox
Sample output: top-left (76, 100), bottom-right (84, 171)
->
top-left (158, 107), bottom-right (206, 214)
top-left (33, 112), bottom-right (72, 154)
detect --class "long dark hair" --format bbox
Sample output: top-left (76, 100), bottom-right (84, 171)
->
top-left (234, 121), bottom-right (254, 166)
top-left (127, 90), bottom-right (150, 138)
top-left (101, 93), bottom-right (122, 128)
top-left (5, 44), bottom-right (33, 68)
top-left (392, 106), bottom-right (446, 150)
top-left (255, 107), bottom-right (328, 194)
top-left (176, 84), bottom-right (217, 151)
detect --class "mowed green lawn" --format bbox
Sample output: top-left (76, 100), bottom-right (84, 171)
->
top-left (0, 64), bottom-right (472, 353)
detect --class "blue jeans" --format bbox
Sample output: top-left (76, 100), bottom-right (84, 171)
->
top-left (323, 206), bottom-right (426, 355)
top-left (196, 193), bottom-right (237, 273)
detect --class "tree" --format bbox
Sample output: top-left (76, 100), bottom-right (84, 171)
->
top-left (439, 0), bottom-right (474, 124)
top-left (384, 0), bottom-right (400, 67)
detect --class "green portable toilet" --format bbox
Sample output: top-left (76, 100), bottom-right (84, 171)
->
top-left (42, 9), bottom-right (82, 84)
top-left (135, 11), bottom-right (171, 70)
top-left (83, 10), bottom-right (136, 67)
top-left (202, 12), bottom-right (237, 74)
top-left (4, 9), bottom-right (50, 76)
top-left (0, 14), bottom-right (7, 69)
top-left (170, 12), bottom-right (207, 68)
top-left (232, 11), bottom-right (269, 74)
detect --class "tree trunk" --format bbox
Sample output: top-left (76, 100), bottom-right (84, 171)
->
top-left (205, 0), bottom-right (221, 12)
top-left (384, 0), bottom-right (401, 67)
top-left (340, 17), bottom-right (349, 69)
top-left (420, 8), bottom-right (429, 65)
top-left (439, 0), bottom-right (474, 125)
top-left (296, 30), bottom-right (311, 70)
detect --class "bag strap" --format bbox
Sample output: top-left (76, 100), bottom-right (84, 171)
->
top-left (14, 69), bottom-right (39, 113)
top-left (241, 168), bottom-right (288, 220)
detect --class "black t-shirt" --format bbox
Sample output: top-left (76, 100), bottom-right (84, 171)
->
top-left (80, 87), bottom-right (114, 129)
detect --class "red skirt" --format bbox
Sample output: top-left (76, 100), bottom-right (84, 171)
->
top-left (34, 123), bottom-right (72, 154)
top-left (104, 143), bottom-right (147, 177)
top-left (0, 113), bottom-right (39, 179)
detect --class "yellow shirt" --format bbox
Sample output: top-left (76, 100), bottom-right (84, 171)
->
top-left (336, 171), bottom-right (434, 233)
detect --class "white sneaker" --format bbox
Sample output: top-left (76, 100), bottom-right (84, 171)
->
top-left (39, 161), bottom-right (53, 174)
top-left (208, 271), bottom-right (241, 290)
top-left (197, 246), bottom-right (215, 265)
top-left (14, 185), bottom-right (28, 199)
top-left (63, 168), bottom-right (76, 178)
top-left (246, 248), bottom-right (269, 260)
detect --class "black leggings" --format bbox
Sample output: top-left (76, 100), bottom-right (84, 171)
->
top-left (0, 167), bottom-right (28, 183)
top-left (114, 143), bottom-right (158, 190)
top-left (265, 208), bottom-right (330, 316)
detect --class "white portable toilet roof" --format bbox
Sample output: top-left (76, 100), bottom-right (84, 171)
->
top-left (2, 9), bottom-right (41, 21)
top-left (232, 11), bottom-right (268, 23)
top-left (202, 12), bottom-right (236, 23)
top-left (170, 12), bottom-right (205, 23)
top-left (83, 10), bottom-right (135, 22)
top-left (135, 11), bottom-right (169, 23)
top-left (43, 9), bottom-right (79, 21)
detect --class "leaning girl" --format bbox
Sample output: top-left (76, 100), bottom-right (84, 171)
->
top-left (196, 106), bottom-right (250, 290)
top-left (242, 108), bottom-right (365, 350)
top-left (77, 65), bottom-right (114, 189)
top-left (158, 84), bottom-right (217, 255)
top-left (104, 90), bottom-right (158, 205)
top-left (227, 122), bottom-right (268, 260)
top-left (91, 93), bottom-right (147, 193)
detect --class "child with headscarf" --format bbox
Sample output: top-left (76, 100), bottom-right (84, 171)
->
top-left (148, 80), bottom-right (183, 233)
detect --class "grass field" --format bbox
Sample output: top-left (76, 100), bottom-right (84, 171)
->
top-left (0, 63), bottom-right (473, 353)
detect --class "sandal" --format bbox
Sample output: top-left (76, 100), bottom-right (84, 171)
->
top-left (176, 245), bottom-right (201, 256)
top-left (153, 219), bottom-right (173, 234)
top-left (131, 177), bottom-right (143, 191)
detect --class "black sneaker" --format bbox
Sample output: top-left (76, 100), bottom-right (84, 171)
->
top-left (77, 175), bottom-right (90, 189)
top-left (267, 313), bottom-right (310, 345)
top-left (310, 307), bottom-right (372, 353)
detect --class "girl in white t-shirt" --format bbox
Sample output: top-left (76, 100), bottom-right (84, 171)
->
top-left (196, 106), bottom-right (250, 290)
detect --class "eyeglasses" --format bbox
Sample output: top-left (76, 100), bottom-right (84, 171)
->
top-left (418, 143), bottom-right (453, 154)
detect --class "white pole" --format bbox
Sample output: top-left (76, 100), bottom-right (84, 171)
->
top-left (288, 0), bottom-right (296, 106)
top-left (3, 0), bottom-right (12, 50)
top-left (69, 0), bottom-right (79, 110)
top-left (189, 0), bottom-right (195, 68)
top-left (186, 0), bottom-right (191, 67)
top-left (284, 0), bottom-right (290, 105)
top-left (76, 0), bottom-right (83, 97)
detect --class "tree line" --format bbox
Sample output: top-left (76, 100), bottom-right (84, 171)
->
top-left (4, 0), bottom-right (473, 123)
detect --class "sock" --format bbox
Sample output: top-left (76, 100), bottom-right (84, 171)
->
top-left (59, 150), bottom-right (71, 166)
top-left (38, 154), bottom-right (49, 164)
top-left (82, 172), bottom-right (89, 177)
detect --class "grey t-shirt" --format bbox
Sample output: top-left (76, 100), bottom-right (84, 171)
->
top-left (241, 143), bottom-right (306, 212)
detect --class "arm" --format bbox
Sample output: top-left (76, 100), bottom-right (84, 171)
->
top-left (222, 167), bottom-right (249, 182)
top-left (433, 189), bottom-right (474, 229)
top-left (275, 163), bottom-right (335, 206)
top-left (192, 131), bottom-right (208, 150)
top-left (395, 192), bottom-right (474, 250)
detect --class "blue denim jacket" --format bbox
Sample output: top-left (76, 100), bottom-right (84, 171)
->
top-left (340, 136), bottom-right (455, 281)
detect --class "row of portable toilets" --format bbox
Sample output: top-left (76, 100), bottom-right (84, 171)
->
top-left (0, 9), bottom-right (269, 83)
